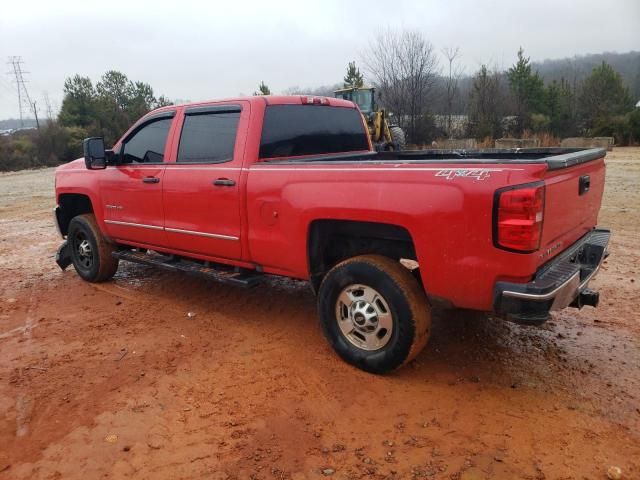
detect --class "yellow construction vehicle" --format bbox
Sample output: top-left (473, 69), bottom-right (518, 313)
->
top-left (333, 86), bottom-right (406, 151)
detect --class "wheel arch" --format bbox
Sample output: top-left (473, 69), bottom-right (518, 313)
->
top-left (56, 193), bottom-right (94, 237)
top-left (307, 219), bottom-right (418, 293)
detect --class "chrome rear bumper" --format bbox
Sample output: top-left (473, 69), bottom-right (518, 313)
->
top-left (494, 228), bottom-right (610, 325)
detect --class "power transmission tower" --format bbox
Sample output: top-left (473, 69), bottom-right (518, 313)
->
top-left (7, 56), bottom-right (39, 129)
top-left (43, 91), bottom-right (54, 121)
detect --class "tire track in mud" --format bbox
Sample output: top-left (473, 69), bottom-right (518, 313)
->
top-left (13, 284), bottom-right (39, 439)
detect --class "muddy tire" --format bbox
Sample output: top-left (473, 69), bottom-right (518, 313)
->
top-left (68, 214), bottom-right (119, 282)
top-left (389, 126), bottom-right (406, 150)
top-left (318, 255), bottom-right (431, 373)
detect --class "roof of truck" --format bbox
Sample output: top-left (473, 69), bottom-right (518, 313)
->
top-left (150, 94), bottom-right (356, 115)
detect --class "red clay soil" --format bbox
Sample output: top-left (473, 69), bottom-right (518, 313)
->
top-left (0, 148), bottom-right (638, 479)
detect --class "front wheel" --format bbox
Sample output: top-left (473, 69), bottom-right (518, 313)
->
top-left (318, 255), bottom-right (431, 373)
top-left (389, 126), bottom-right (406, 150)
top-left (68, 214), bottom-right (119, 282)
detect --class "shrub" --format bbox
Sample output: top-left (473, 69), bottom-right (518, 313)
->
top-left (0, 133), bottom-right (37, 171)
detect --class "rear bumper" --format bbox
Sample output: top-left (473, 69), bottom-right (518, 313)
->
top-left (494, 228), bottom-right (610, 325)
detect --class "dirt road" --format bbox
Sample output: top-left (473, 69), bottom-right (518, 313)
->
top-left (1, 149), bottom-right (638, 479)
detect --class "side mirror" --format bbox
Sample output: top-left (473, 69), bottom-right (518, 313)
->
top-left (83, 137), bottom-right (107, 170)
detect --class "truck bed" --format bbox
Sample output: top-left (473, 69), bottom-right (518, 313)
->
top-left (248, 145), bottom-right (606, 311)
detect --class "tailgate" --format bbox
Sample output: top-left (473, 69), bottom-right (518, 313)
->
top-left (538, 154), bottom-right (606, 267)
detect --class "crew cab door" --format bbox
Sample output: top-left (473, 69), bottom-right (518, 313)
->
top-left (162, 103), bottom-right (246, 260)
top-left (100, 112), bottom-right (175, 247)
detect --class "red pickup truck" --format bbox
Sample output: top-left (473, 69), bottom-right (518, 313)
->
top-left (54, 95), bottom-right (610, 373)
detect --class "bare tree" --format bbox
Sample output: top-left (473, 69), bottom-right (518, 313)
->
top-left (566, 55), bottom-right (582, 129)
top-left (442, 46), bottom-right (463, 137)
top-left (283, 83), bottom-right (342, 97)
top-left (362, 28), bottom-right (440, 143)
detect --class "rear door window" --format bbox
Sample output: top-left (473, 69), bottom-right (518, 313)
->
top-left (259, 105), bottom-right (369, 159)
top-left (177, 106), bottom-right (241, 163)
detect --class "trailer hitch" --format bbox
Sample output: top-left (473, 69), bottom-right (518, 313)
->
top-left (570, 288), bottom-right (599, 308)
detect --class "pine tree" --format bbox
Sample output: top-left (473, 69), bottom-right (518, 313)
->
top-left (59, 71), bottom-right (170, 146)
top-left (577, 62), bottom-right (634, 134)
top-left (343, 61), bottom-right (364, 88)
top-left (58, 75), bottom-right (97, 129)
top-left (254, 81), bottom-right (271, 96)
top-left (545, 78), bottom-right (574, 137)
top-left (507, 48), bottom-right (545, 134)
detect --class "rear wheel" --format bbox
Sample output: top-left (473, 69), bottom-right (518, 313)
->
top-left (389, 126), bottom-right (406, 150)
top-left (318, 255), bottom-right (431, 373)
top-left (68, 214), bottom-right (119, 282)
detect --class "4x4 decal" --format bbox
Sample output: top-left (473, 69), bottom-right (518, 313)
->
top-left (435, 168), bottom-right (493, 180)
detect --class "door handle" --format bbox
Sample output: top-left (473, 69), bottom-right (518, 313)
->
top-left (143, 177), bottom-right (160, 184)
top-left (213, 178), bottom-right (236, 187)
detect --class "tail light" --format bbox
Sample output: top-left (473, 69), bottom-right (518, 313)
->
top-left (494, 182), bottom-right (545, 252)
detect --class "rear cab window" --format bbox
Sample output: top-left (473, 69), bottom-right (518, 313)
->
top-left (259, 105), bottom-right (370, 159)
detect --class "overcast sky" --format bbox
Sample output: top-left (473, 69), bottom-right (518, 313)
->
top-left (0, 0), bottom-right (638, 119)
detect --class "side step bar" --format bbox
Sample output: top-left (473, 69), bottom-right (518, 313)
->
top-left (112, 250), bottom-right (263, 288)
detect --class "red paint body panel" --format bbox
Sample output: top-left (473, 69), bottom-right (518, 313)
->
top-left (245, 162), bottom-right (547, 310)
top-left (55, 96), bottom-right (606, 313)
top-left (100, 165), bottom-right (167, 246)
top-left (539, 158), bottom-right (605, 254)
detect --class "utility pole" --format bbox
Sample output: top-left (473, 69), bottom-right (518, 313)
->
top-left (7, 56), bottom-right (38, 129)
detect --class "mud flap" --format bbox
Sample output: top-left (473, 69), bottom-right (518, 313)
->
top-left (56, 240), bottom-right (72, 270)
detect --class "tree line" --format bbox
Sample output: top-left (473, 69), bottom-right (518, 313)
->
top-left (466, 48), bottom-right (638, 143)
top-left (357, 30), bottom-right (639, 145)
top-left (283, 33), bottom-right (639, 145)
top-left (0, 71), bottom-right (171, 171)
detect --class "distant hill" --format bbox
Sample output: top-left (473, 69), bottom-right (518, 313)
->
top-left (532, 51), bottom-right (640, 99)
top-left (0, 118), bottom-right (39, 130)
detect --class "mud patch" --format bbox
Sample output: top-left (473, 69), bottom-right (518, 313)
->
top-left (0, 151), bottom-right (639, 479)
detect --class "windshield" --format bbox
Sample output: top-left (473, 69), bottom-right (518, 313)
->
top-left (351, 90), bottom-right (373, 114)
top-left (334, 89), bottom-right (374, 114)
